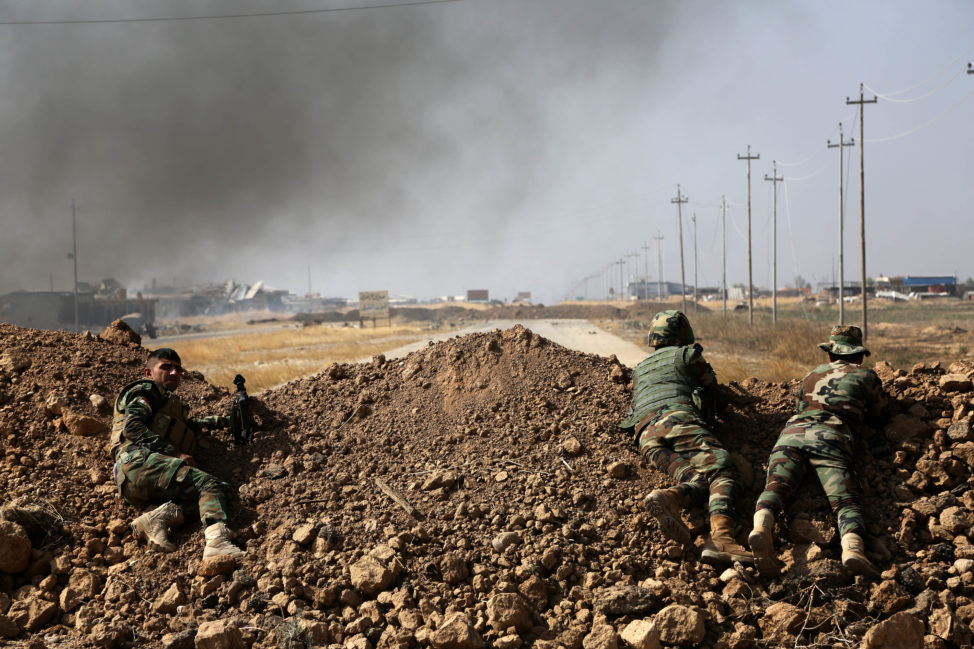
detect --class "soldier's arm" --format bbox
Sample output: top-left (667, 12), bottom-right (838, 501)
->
top-left (865, 372), bottom-right (891, 427)
top-left (686, 344), bottom-right (718, 422)
top-left (189, 414), bottom-right (231, 432)
top-left (685, 344), bottom-right (717, 388)
top-left (121, 390), bottom-right (178, 455)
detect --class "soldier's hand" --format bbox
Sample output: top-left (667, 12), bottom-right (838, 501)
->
top-left (179, 453), bottom-right (197, 467)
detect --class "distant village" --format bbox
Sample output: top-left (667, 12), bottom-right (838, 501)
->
top-left (0, 274), bottom-right (966, 337)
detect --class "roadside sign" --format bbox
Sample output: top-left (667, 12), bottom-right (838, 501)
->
top-left (359, 290), bottom-right (390, 327)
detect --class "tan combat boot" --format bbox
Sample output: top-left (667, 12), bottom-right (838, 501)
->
top-left (747, 509), bottom-right (781, 576)
top-left (644, 488), bottom-right (691, 547)
top-left (701, 514), bottom-right (754, 565)
top-left (203, 522), bottom-right (245, 559)
top-left (841, 532), bottom-right (880, 577)
top-left (131, 501), bottom-right (184, 552)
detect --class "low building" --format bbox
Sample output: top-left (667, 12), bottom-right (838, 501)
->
top-left (0, 290), bottom-right (157, 333)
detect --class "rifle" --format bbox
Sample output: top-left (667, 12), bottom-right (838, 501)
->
top-left (230, 374), bottom-right (255, 445)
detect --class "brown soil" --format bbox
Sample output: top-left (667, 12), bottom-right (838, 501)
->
top-left (1, 319), bottom-right (974, 648)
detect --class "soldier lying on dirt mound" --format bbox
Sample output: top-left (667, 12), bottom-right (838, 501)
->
top-left (619, 310), bottom-right (753, 565)
top-left (749, 324), bottom-right (890, 577)
top-left (110, 348), bottom-right (244, 560)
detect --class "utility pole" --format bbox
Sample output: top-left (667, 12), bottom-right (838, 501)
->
top-left (70, 199), bottom-right (79, 333)
top-left (625, 251), bottom-right (639, 300)
top-left (721, 196), bottom-right (727, 317)
top-left (691, 214), bottom-right (698, 312)
top-left (764, 161), bottom-right (783, 324)
top-left (828, 123), bottom-right (855, 325)
top-left (671, 185), bottom-right (688, 313)
top-left (641, 241), bottom-right (652, 300)
top-left (616, 259), bottom-right (625, 301)
top-left (847, 84), bottom-right (877, 341)
top-left (737, 146), bottom-right (759, 325)
top-left (654, 234), bottom-right (664, 302)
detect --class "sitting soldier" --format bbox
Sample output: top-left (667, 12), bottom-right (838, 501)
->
top-left (111, 348), bottom-right (244, 559)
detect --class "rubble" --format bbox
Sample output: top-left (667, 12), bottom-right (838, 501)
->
top-left (2, 321), bottom-right (974, 647)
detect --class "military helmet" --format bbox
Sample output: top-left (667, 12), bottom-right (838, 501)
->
top-left (647, 310), bottom-right (695, 347)
top-left (818, 324), bottom-right (870, 356)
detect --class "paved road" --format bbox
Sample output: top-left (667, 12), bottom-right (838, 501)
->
top-left (362, 319), bottom-right (647, 368)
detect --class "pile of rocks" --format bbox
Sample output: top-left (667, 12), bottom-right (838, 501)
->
top-left (2, 322), bottom-right (974, 648)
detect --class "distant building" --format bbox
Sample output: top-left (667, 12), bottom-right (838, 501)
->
top-left (627, 280), bottom-right (685, 300)
top-left (0, 290), bottom-right (157, 332)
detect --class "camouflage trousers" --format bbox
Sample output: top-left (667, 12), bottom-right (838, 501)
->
top-left (755, 423), bottom-right (864, 537)
top-left (638, 411), bottom-right (740, 517)
top-left (113, 446), bottom-right (231, 526)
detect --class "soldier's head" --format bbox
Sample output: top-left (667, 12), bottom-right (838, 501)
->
top-left (647, 310), bottom-right (695, 348)
top-left (819, 325), bottom-right (869, 364)
top-left (145, 348), bottom-right (184, 392)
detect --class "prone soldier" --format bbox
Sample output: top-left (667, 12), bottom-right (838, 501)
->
top-left (748, 325), bottom-right (889, 576)
top-left (110, 348), bottom-right (245, 559)
top-left (620, 310), bottom-right (752, 564)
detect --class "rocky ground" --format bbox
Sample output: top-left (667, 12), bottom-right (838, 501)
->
top-left (2, 318), bottom-right (974, 648)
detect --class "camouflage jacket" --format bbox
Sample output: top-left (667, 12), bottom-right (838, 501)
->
top-left (619, 343), bottom-right (717, 433)
top-left (786, 360), bottom-right (889, 437)
top-left (110, 379), bottom-right (229, 459)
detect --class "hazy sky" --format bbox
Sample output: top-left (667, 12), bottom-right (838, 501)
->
top-left (1, 0), bottom-right (972, 304)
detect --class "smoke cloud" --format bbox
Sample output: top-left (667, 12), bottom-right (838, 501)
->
top-left (0, 0), bottom-right (679, 301)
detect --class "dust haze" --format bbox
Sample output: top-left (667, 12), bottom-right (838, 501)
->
top-left (0, 0), bottom-right (676, 301)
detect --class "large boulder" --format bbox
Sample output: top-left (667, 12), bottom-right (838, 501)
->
top-left (0, 520), bottom-right (31, 573)
top-left (860, 611), bottom-right (924, 649)
top-left (486, 592), bottom-right (532, 632)
top-left (195, 619), bottom-right (244, 649)
top-left (655, 605), bottom-right (705, 647)
top-left (100, 319), bottom-right (142, 346)
top-left (429, 612), bottom-right (484, 649)
top-left (349, 554), bottom-right (394, 596)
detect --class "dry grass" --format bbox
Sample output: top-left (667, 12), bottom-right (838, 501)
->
top-left (603, 299), bottom-right (974, 383)
top-left (169, 323), bottom-right (434, 392)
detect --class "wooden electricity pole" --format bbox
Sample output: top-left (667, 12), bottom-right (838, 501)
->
top-left (847, 84), bottom-right (877, 340)
top-left (671, 185), bottom-right (688, 313)
top-left (828, 124), bottom-right (855, 325)
top-left (737, 146), bottom-right (760, 325)
top-left (764, 161), bottom-right (783, 324)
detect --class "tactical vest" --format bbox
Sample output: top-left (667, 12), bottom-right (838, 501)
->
top-left (619, 345), bottom-right (695, 430)
top-left (110, 380), bottom-right (197, 457)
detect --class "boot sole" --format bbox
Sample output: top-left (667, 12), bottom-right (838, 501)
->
top-left (747, 529), bottom-right (780, 575)
top-left (131, 516), bottom-right (177, 553)
top-left (701, 548), bottom-right (755, 565)
top-left (644, 494), bottom-right (691, 547)
top-left (843, 554), bottom-right (880, 578)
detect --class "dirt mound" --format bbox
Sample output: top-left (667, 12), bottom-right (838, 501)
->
top-left (2, 322), bottom-right (974, 647)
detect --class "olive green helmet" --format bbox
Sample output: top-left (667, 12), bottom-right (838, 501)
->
top-left (647, 310), bottom-right (695, 347)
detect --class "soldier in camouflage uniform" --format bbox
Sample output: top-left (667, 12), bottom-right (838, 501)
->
top-left (111, 348), bottom-right (244, 559)
top-left (620, 310), bottom-right (752, 564)
top-left (748, 325), bottom-right (888, 577)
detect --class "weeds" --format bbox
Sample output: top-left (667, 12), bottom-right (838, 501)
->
top-left (168, 323), bottom-right (432, 392)
top-left (602, 298), bottom-right (974, 382)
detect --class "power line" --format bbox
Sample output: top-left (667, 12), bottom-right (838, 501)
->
top-left (0, 0), bottom-right (460, 25)
top-left (864, 44), bottom-right (974, 97)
